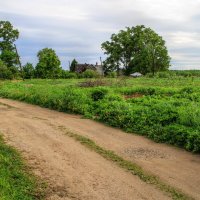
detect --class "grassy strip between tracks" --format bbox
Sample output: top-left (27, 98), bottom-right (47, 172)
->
top-left (60, 127), bottom-right (194, 200)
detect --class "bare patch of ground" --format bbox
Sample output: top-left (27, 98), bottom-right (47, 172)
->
top-left (124, 93), bottom-right (144, 99)
top-left (123, 147), bottom-right (169, 159)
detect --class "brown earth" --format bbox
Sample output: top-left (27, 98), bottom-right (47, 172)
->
top-left (124, 93), bottom-right (144, 99)
top-left (0, 98), bottom-right (200, 199)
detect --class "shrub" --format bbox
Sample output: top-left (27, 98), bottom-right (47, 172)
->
top-left (106, 71), bottom-right (117, 78)
top-left (91, 88), bottom-right (108, 101)
top-left (155, 71), bottom-right (172, 78)
top-left (178, 104), bottom-right (200, 127)
top-left (62, 71), bottom-right (77, 79)
top-left (81, 69), bottom-right (100, 78)
top-left (23, 63), bottom-right (35, 79)
top-left (0, 60), bottom-right (13, 79)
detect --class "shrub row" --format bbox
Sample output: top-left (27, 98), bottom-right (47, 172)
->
top-left (0, 81), bottom-right (200, 152)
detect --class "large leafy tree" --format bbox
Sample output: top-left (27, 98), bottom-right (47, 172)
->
top-left (102, 25), bottom-right (170, 75)
top-left (35, 48), bottom-right (62, 78)
top-left (0, 21), bottom-right (19, 68)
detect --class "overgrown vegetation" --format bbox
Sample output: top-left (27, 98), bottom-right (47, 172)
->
top-left (0, 135), bottom-right (46, 200)
top-left (0, 77), bottom-right (200, 153)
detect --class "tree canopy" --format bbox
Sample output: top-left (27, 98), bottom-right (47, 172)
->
top-left (70, 59), bottom-right (78, 72)
top-left (23, 63), bottom-right (35, 79)
top-left (0, 21), bottom-right (19, 68)
top-left (101, 25), bottom-right (170, 75)
top-left (35, 48), bottom-right (62, 78)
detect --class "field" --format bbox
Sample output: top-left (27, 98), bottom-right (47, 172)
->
top-left (0, 76), bottom-right (200, 153)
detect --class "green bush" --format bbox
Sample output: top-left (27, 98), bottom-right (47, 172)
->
top-left (62, 71), bottom-right (77, 79)
top-left (91, 88), bottom-right (108, 101)
top-left (106, 71), bottom-right (117, 78)
top-left (0, 60), bottom-right (13, 79)
top-left (155, 71), bottom-right (172, 78)
top-left (23, 63), bottom-right (35, 79)
top-left (81, 69), bottom-right (100, 78)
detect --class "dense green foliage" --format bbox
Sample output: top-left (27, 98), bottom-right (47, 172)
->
top-left (102, 25), bottom-right (170, 75)
top-left (0, 77), bottom-right (200, 153)
top-left (0, 21), bottom-right (20, 79)
top-left (106, 71), bottom-right (117, 78)
top-left (70, 59), bottom-right (78, 72)
top-left (79, 69), bottom-right (100, 78)
top-left (23, 63), bottom-right (35, 79)
top-left (0, 135), bottom-right (45, 200)
top-left (35, 48), bottom-right (62, 78)
top-left (172, 70), bottom-right (200, 77)
top-left (0, 60), bottom-right (13, 79)
top-left (0, 21), bottom-right (19, 68)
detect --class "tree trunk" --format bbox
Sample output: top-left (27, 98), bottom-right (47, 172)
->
top-left (14, 44), bottom-right (24, 81)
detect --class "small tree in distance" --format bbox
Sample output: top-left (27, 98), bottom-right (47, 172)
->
top-left (23, 63), bottom-right (35, 79)
top-left (70, 59), bottom-right (78, 72)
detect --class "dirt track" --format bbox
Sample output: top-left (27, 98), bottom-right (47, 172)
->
top-left (0, 98), bottom-right (200, 200)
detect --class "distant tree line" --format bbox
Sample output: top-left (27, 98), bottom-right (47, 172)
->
top-left (0, 20), bottom-right (171, 79)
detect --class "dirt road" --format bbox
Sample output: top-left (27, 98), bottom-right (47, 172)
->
top-left (0, 98), bottom-right (199, 200)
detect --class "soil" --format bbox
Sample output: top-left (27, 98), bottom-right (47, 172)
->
top-left (0, 98), bottom-right (200, 199)
top-left (124, 93), bottom-right (144, 99)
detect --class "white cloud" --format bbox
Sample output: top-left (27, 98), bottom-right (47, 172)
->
top-left (0, 0), bottom-right (200, 69)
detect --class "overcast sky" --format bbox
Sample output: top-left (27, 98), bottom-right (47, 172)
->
top-left (0, 0), bottom-right (200, 70)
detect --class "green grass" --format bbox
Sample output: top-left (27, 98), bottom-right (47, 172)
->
top-left (0, 135), bottom-right (46, 200)
top-left (59, 126), bottom-right (193, 200)
top-left (0, 77), bottom-right (200, 152)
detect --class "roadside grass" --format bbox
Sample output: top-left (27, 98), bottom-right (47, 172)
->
top-left (0, 135), bottom-right (46, 200)
top-left (59, 126), bottom-right (194, 200)
top-left (1, 78), bottom-right (200, 153)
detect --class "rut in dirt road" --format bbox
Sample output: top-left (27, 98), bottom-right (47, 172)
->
top-left (0, 98), bottom-right (199, 199)
top-left (0, 99), bottom-right (171, 200)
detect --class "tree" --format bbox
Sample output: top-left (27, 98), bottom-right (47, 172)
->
top-left (23, 63), bottom-right (35, 79)
top-left (70, 59), bottom-right (78, 72)
top-left (0, 21), bottom-right (19, 67)
top-left (0, 60), bottom-right (13, 79)
top-left (35, 48), bottom-right (62, 78)
top-left (102, 56), bottom-right (119, 75)
top-left (101, 25), bottom-right (170, 75)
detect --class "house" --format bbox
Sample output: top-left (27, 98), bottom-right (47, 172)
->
top-left (75, 63), bottom-right (95, 73)
top-left (75, 62), bottom-right (104, 75)
top-left (94, 62), bottom-right (104, 76)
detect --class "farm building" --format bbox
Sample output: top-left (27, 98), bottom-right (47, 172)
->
top-left (75, 62), bottom-right (104, 75)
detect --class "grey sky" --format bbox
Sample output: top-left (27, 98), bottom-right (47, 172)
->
top-left (0, 0), bottom-right (200, 69)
